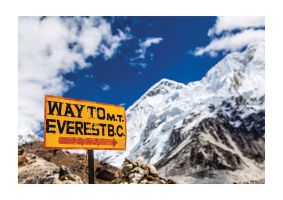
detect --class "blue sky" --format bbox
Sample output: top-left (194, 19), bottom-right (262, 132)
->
top-left (19, 16), bottom-right (265, 135)
top-left (63, 17), bottom-right (220, 108)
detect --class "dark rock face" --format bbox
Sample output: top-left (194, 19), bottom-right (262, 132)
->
top-left (155, 96), bottom-right (265, 183)
top-left (157, 133), bottom-right (244, 176)
top-left (169, 128), bottom-right (182, 147)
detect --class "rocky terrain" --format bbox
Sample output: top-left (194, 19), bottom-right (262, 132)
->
top-left (18, 141), bottom-right (173, 184)
top-left (18, 153), bottom-right (84, 184)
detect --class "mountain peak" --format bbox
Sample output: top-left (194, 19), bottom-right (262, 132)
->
top-left (127, 78), bottom-right (185, 113)
top-left (151, 78), bottom-right (185, 89)
top-left (96, 42), bottom-right (265, 172)
top-left (159, 78), bottom-right (174, 82)
top-left (197, 41), bottom-right (265, 97)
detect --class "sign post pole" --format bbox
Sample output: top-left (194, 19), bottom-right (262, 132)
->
top-left (87, 150), bottom-right (94, 184)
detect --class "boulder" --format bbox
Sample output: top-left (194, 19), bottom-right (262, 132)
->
top-left (148, 165), bottom-right (158, 176)
top-left (131, 167), bottom-right (144, 175)
top-left (96, 167), bottom-right (119, 181)
top-left (136, 159), bottom-right (147, 168)
top-left (121, 158), bottom-right (175, 184)
top-left (128, 172), bottom-right (143, 183)
top-left (123, 163), bottom-right (133, 171)
top-left (59, 165), bottom-right (77, 181)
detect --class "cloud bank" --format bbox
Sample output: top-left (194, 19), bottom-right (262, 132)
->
top-left (19, 17), bottom-right (130, 138)
top-left (193, 16), bottom-right (265, 57)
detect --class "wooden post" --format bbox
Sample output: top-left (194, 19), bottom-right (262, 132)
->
top-left (87, 150), bottom-right (94, 184)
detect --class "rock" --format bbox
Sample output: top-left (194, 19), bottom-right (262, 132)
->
top-left (146, 174), bottom-right (157, 181)
top-left (96, 167), bottom-right (119, 181)
top-left (159, 179), bottom-right (166, 184)
top-left (121, 158), bottom-right (175, 184)
top-left (39, 176), bottom-right (55, 184)
top-left (128, 173), bottom-right (143, 183)
top-left (141, 163), bottom-right (147, 169)
top-left (148, 165), bottom-right (158, 176)
top-left (123, 163), bottom-right (134, 171)
top-left (143, 166), bottom-right (149, 176)
top-left (59, 166), bottom-right (71, 177)
top-left (18, 147), bottom-right (24, 155)
top-left (59, 165), bottom-right (76, 181)
top-left (131, 167), bottom-right (144, 175)
top-left (166, 179), bottom-right (176, 184)
top-left (100, 161), bottom-right (107, 165)
top-left (18, 153), bottom-right (83, 184)
top-left (136, 159), bottom-right (147, 168)
top-left (18, 155), bottom-right (28, 166)
top-left (23, 153), bottom-right (37, 165)
top-left (139, 179), bottom-right (148, 184)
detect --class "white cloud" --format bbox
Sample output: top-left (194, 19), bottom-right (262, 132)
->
top-left (101, 83), bottom-right (111, 91)
top-left (194, 29), bottom-right (265, 56)
top-left (193, 16), bottom-right (265, 57)
top-left (137, 37), bottom-right (163, 59)
top-left (119, 103), bottom-right (126, 107)
top-left (19, 17), bottom-right (130, 137)
top-left (129, 37), bottom-right (163, 67)
top-left (208, 16), bottom-right (265, 36)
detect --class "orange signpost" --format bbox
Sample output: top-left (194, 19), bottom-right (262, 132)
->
top-left (43, 95), bottom-right (127, 183)
top-left (44, 95), bottom-right (127, 150)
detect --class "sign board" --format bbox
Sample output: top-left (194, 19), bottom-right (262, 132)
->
top-left (44, 95), bottom-right (127, 150)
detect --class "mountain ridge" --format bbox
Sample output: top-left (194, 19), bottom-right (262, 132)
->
top-left (94, 41), bottom-right (265, 183)
top-left (95, 41), bottom-right (264, 164)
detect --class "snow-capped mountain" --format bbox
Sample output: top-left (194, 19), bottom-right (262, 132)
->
top-left (18, 41), bottom-right (265, 183)
top-left (96, 41), bottom-right (265, 183)
top-left (18, 128), bottom-right (41, 145)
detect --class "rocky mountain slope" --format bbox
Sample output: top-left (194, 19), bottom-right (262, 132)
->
top-left (95, 41), bottom-right (265, 183)
top-left (18, 141), bottom-right (121, 183)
